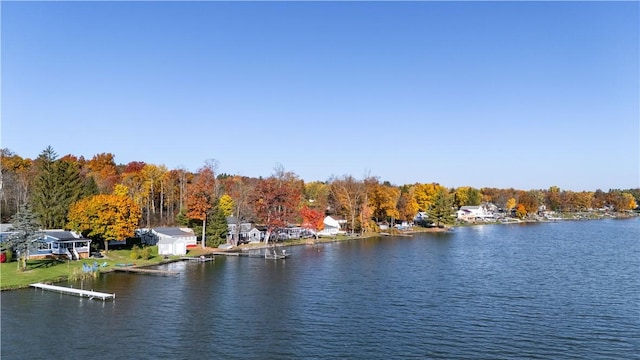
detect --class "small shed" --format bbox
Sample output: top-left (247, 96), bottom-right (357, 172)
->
top-left (158, 237), bottom-right (187, 256)
top-left (247, 228), bottom-right (262, 243)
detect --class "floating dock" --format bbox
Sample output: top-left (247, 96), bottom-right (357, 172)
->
top-left (30, 283), bottom-right (115, 301)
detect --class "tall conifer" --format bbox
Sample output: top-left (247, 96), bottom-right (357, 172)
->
top-left (427, 188), bottom-right (455, 227)
top-left (7, 203), bottom-right (42, 271)
top-left (30, 146), bottom-right (85, 229)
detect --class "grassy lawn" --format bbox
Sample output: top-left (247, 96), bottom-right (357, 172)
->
top-left (0, 246), bottom-right (185, 291)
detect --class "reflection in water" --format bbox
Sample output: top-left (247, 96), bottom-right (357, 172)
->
top-left (2, 218), bottom-right (639, 359)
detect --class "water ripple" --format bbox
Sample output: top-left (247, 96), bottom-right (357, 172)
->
top-left (2, 219), bottom-right (639, 359)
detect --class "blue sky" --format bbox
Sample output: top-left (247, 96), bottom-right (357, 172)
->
top-left (2, 1), bottom-right (638, 191)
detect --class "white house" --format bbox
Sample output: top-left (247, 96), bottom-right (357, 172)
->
top-left (317, 216), bottom-right (342, 236)
top-left (456, 206), bottom-right (494, 222)
top-left (158, 237), bottom-right (187, 256)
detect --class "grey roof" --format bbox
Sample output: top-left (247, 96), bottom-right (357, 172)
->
top-left (42, 230), bottom-right (80, 240)
top-left (153, 227), bottom-right (194, 237)
top-left (459, 206), bottom-right (482, 210)
top-left (0, 224), bottom-right (14, 232)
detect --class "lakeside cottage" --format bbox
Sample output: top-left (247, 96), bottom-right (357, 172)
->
top-left (29, 230), bottom-right (92, 260)
top-left (318, 216), bottom-right (345, 236)
top-left (456, 204), bottom-right (496, 222)
top-left (226, 216), bottom-right (262, 244)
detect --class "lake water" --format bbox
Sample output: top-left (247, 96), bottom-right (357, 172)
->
top-left (2, 218), bottom-right (639, 359)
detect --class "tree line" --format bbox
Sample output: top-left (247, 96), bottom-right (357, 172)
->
top-left (1, 147), bottom-right (638, 248)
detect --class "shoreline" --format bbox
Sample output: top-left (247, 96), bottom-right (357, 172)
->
top-left (2, 215), bottom-right (636, 291)
top-left (0, 227), bottom-right (449, 291)
top-left (198, 226), bottom-right (452, 254)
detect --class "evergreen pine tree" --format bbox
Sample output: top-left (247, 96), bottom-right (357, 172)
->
top-left (56, 159), bottom-right (84, 225)
top-left (31, 146), bottom-right (58, 229)
top-left (7, 203), bottom-right (42, 271)
top-left (30, 146), bottom-right (86, 229)
top-left (427, 188), bottom-right (455, 227)
top-left (82, 176), bottom-right (100, 198)
top-left (206, 201), bottom-right (228, 248)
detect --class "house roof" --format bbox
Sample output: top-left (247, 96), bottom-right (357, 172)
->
top-left (42, 230), bottom-right (81, 240)
top-left (153, 227), bottom-right (194, 237)
top-left (226, 216), bottom-right (252, 225)
top-left (459, 206), bottom-right (481, 210)
top-left (323, 216), bottom-right (340, 228)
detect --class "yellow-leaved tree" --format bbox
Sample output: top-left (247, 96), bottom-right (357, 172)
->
top-left (67, 190), bottom-right (142, 252)
top-left (397, 189), bottom-right (420, 223)
top-left (453, 186), bottom-right (482, 208)
top-left (219, 194), bottom-right (234, 217)
top-left (624, 193), bottom-right (638, 210)
top-left (367, 182), bottom-right (400, 223)
top-left (414, 183), bottom-right (446, 213)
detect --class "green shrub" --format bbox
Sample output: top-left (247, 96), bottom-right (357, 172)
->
top-left (130, 245), bottom-right (140, 260)
top-left (4, 248), bottom-right (13, 263)
top-left (141, 246), bottom-right (151, 260)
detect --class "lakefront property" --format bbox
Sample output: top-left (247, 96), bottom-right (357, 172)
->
top-left (0, 147), bottom-right (638, 288)
top-left (1, 229), bottom-right (94, 261)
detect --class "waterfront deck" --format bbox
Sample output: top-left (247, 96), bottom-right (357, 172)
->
top-left (30, 283), bottom-right (115, 301)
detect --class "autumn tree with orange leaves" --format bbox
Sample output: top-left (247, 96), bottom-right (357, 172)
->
top-left (300, 206), bottom-right (324, 240)
top-left (86, 153), bottom-right (120, 194)
top-left (252, 166), bottom-right (303, 244)
top-left (67, 187), bottom-right (141, 252)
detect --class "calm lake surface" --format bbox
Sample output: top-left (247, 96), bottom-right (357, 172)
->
top-left (2, 218), bottom-right (639, 359)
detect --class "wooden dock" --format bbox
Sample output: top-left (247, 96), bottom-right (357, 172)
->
top-left (181, 256), bottom-right (215, 262)
top-left (30, 283), bottom-right (115, 301)
top-left (211, 251), bottom-right (241, 256)
top-left (112, 267), bottom-right (178, 276)
top-left (211, 251), bottom-right (289, 259)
